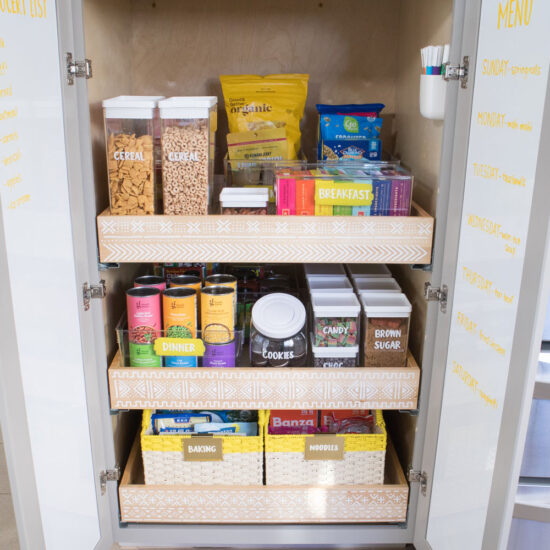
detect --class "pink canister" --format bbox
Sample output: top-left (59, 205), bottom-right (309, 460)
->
top-left (134, 275), bottom-right (166, 292)
top-left (126, 287), bottom-right (162, 340)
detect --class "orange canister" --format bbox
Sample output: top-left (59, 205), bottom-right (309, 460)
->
top-left (170, 275), bottom-right (202, 327)
top-left (205, 274), bottom-right (237, 324)
top-left (201, 285), bottom-right (235, 343)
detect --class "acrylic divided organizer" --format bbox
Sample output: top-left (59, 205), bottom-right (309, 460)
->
top-left (305, 263), bottom-right (347, 278)
top-left (361, 293), bottom-right (412, 368)
top-left (159, 96), bottom-right (217, 215)
top-left (141, 409), bottom-right (266, 486)
top-left (264, 410), bottom-right (386, 486)
top-left (311, 292), bottom-right (361, 347)
top-left (103, 96), bottom-right (164, 215)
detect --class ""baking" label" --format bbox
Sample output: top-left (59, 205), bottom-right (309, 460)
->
top-left (183, 437), bottom-right (223, 461)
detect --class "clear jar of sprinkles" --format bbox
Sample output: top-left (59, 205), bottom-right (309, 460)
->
top-left (250, 293), bottom-right (307, 367)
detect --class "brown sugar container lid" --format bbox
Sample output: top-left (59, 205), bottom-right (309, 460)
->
top-left (360, 293), bottom-right (412, 318)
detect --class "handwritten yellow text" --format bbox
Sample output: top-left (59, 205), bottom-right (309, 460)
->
top-left (0, 0), bottom-right (46, 18)
top-left (478, 112), bottom-right (506, 128)
top-left (7, 193), bottom-right (30, 210)
top-left (0, 131), bottom-right (18, 144)
top-left (2, 149), bottom-right (20, 166)
top-left (4, 174), bottom-right (21, 189)
top-left (498, 0), bottom-right (533, 29)
top-left (452, 360), bottom-right (498, 408)
top-left (0, 107), bottom-right (16, 121)
top-left (457, 311), bottom-right (506, 356)
top-left (0, 84), bottom-right (12, 98)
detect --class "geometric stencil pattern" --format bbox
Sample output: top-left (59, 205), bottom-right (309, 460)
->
top-left (119, 484), bottom-right (409, 523)
top-left (109, 351), bottom-right (420, 410)
top-left (97, 208), bottom-right (434, 264)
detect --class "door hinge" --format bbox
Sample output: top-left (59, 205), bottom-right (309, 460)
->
top-left (66, 52), bottom-right (92, 85)
top-left (99, 466), bottom-right (120, 495)
top-left (443, 55), bottom-right (469, 88)
top-left (83, 280), bottom-right (106, 311)
top-left (408, 469), bottom-right (428, 496)
top-left (424, 282), bottom-right (448, 313)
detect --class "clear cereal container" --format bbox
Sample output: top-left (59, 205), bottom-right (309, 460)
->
top-left (310, 334), bottom-right (359, 368)
top-left (103, 96), bottom-right (164, 215)
top-left (361, 293), bottom-right (412, 368)
top-left (311, 292), bottom-right (361, 347)
top-left (159, 97), bottom-right (217, 215)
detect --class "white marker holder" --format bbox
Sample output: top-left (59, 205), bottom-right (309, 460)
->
top-left (419, 74), bottom-right (447, 120)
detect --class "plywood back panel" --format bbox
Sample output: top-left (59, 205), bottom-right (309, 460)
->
top-left (130, 0), bottom-right (400, 164)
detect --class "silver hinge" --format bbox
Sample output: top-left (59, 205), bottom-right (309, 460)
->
top-left (408, 469), bottom-right (428, 496)
top-left (443, 55), bottom-right (469, 88)
top-left (424, 282), bottom-right (448, 313)
top-left (66, 52), bottom-right (92, 85)
top-left (83, 280), bottom-right (106, 311)
top-left (99, 466), bottom-right (120, 496)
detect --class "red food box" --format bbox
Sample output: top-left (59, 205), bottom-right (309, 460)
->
top-left (320, 409), bottom-right (371, 428)
top-left (269, 410), bottom-right (318, 429)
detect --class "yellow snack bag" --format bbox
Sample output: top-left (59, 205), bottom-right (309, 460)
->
top-left (220, 74), bottom-right (309, 160)
top-left (227, 128), bottom-right (288, 162)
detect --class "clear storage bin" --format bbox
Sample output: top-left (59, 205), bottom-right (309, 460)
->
top-left (347, 264), bottom-right (392, 279)
top-left (311, 334), bottom-right (359, 368)
top-left (159, 97), bottom-right (217, 215)
top-left (220, 188), bottom-right (269, 215)
top-left (307, 276), bottom-right (353, 294)
top-left (361, 293), bottom-right (412, 368)
top-left (311, 292), bottom-right (361, 347)
top-left (354, 277), bottom-right (401, 294)
top-left (250, 293), bottom-right (307, 367)
top-left (304, 263), bottom-right (347, 278)
top-left (103, 96), bottom-right (164, 215)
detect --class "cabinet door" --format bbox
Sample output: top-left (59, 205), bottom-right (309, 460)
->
top-left (0, 2), bottom-right (114, 550)
top-left (415, 1), bottom-right (550, 549)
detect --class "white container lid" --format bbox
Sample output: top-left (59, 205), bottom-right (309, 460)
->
top-left (307, 276), bottom-right (353, 294)
top-left (310, 333), bottom-right (358, 358)
top-left (220, 187), bottom-right (269, 208)
top-left (159, 96), bottom-right (217, 119)
top-left (251, 293), bottom-right (306, 339)
top-left (355, 278), bottom-right (401, 294)
top-left (311, 292), bottom-right (361, 317)
top-left (347, 264), bottom-right (392, 279)
top-left (361, 293), bottom-right (412, 318)
top-left (103, 95), bottom-right (165, 119)
top-left (305, 264), bottom-right (347, 278)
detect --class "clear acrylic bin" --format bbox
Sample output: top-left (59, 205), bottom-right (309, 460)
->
top-left (159, 97), bottom-right (217, 215)
top-left (311, 292), bottom-right (361, 347)
top-left (103, 96), bottom-right (164, 215)
top-left (116, 315), bottom-right (244, 368)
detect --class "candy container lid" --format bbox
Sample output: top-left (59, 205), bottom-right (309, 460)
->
top-left (102, 95), bottom-right (165, 119)
top-left (251, 293), bottom-right (306, 339)
top-left (307, 276), bottom-right (354, 293)
top-left (311, 292), bottom-right (361, 317)
top-left (347, 264), bottom-right (391, 279)
top-left (355, 277), bottom-right (401, 294)
top-left (304, 264), bottom-right (347, 278)
top-left (361, 293), bottom-right (412, 318)
top-left (310, 333), bottom-right (358, 357)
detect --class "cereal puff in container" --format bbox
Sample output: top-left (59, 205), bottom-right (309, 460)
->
top-left (159, 97), bottom-right (217, 215)
top-left (103, 96), bottom-right (164, 215)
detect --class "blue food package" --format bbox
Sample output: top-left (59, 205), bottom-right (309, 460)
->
top-left (194, 422), bottom-right (258, 436)
top-left (320, 139), bottom-right (381, 161)
top-left (320, 114), bottom-right (383, 141)
top-left (152, 412), bottom-right (212, 434)
top-left (316, 103), bottom-right (385, 116)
